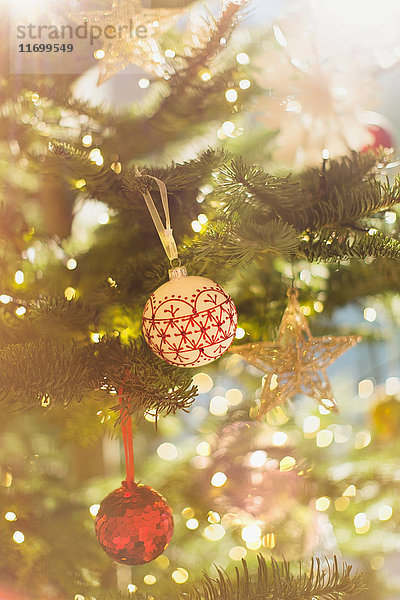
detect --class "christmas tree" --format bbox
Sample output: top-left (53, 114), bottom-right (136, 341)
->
top-left (1, 0), bottom-right (400, 598)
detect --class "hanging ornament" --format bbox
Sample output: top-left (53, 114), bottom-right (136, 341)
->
top-left (360, 111), bottom-right (395, 151)
top-left (73, 0), bottom-right (185, 85)
top-left (371, 391), bottom-right (400, 440)
top-left (140, 175), bottom-right (237, 367)
top-left (95, 480), bottom-right (174, 565)
top-left (231, 288), bottom-right (360, 415)
top-left (95, 386), bottom-right (173, 565)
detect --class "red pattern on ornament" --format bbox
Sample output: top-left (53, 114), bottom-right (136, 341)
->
top-left (143, 283), bottom-right (237, 366)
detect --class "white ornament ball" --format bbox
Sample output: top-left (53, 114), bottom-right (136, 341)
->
top-left (142, 268), bottom-right (238, 367)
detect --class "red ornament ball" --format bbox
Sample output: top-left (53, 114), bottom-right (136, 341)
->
top-left (95, 481), bottom-right (174, 565)
top-left (142, 268), bottom-right (238, 367)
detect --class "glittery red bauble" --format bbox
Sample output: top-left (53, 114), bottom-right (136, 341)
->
top-left (95, 481), bottom-right (174, 565)
top-left (142, 273), bottom-right (237, 367)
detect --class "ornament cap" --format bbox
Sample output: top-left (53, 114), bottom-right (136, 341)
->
top-left (168, 265), bottom-right (187, 280)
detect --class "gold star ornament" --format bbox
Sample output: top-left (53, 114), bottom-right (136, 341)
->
top-left (231, 289), bottom-right (361, 416)
top-left (75, 0), bottom-right (185, 85)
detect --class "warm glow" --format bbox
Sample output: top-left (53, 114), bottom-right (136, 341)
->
top-left (315, 497), bottom-right (331, 511)
top-left (5, 511), bottom-right (16, 521)
top-left (211, 472), bottom-right (227, 487)
top-left (203, 524), bottom-right (225, 541)
top-left (186, 518), bottom-right (199, 530)
top-left (157, 442), bottom-right (178, 461)
top-left (241, 524), bottom-right (261, 543)
top-left (143, 575), bottom-right (156, 585)
top-left (138, 78), bottom-right (150, 89)
top-left (192, 372), bottom-right (213, 394)
top-left (229, 546), bottom-right (247, 560)
top-left (13, 531), bottom-right (24, 544)
top-left (172, 568), bottom-right (189, 584)
top-left (196, 441), bottom-right (211, 456)
top-left (209, 396), bottom-right (228, 416)
top-left (89, 504), bottom-right (100, 517)
top-left (225, 88), bottom-right (238, 103)
top-left (235, 327), bottom-right (245, 339)
top-left (14, 270), bottom-right (24, 285)
top-left (272, 431), bottom-right (287, 446)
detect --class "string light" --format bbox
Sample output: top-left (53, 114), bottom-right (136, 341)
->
top-left (386, 377), bottom-right (400, 395)
top-left (239, 79), bottom-right (251, 89)
top-left (89, 148), bottom-right (104, 166)
top-left (0, 294), bottom-right (11, 304)
top-left (207, 511), bottom-right (220, 524)
top-left (211, 472), bottom-right (227, 487)
top-left (89, 504), bottom-right (100, 517)
top-left (203, 524), bottom-right (225, 541)
top-left (172, 568), bottom-right (189, 584)
top-left (315, 497), bottom-right (331, 511)
top-left (127, 584), bottom-right (137, 593)
top-left (209, 396), bottom-right (228, 416)
top-left (192, 372), bottom-right (213, 393)
top-left (181, 507), bottom-right (195, 519)
top-left (82, 134), bottom-right (92, 147)
top-left (138, 78), bottom-right (150, 89)
top-left (13, 531), bottom-right (24, 544)
top-left (335, 497), bottom-right (350, 511)
top-left (272, 431), bottom-right (287, 446)
top-left (248, 450), bottom-right (266, 468)
top-left (143, 575), bottom-right (157, 585)
top-left (358, 379), bottom-right (374, 398)
top-left (222, 121), bottom-right (235, 135)
top-left (225, 89), bottom-right (238, 103)
top-left (5, 511), bottom-right (16, 521)
top-left (303, 416), bottom-right (320, 436)
top-left (354, 430), bottom-right (371, 449)
top-left (229, 546), bottom-right (247, 560)
top-left (14, 270), bottom-right (24, 284)
top-left (236, 52), bottom-right (250, 64)
top-left (378, 505), bottom-right (392, 521)
top-left (363, 307), bottom-right (377, 322)
top-left (191, 220), bottom-right (202, 232)
top-left (343, 485), bottom-right (357, 497)
top-left (15, 306), bottom-right (26, 316)
top-left (186, 518), bottom-right (199, 530)
top-left (241, 524), bottom-right (261, 543)
top-left (157, 443), bottom-right (178, 461)
top-left (235, 327), bottom-right (245, 339)
top-left (98, 212), bottom-right (110, 224)
top-left (279, 456), bottom-right (296, 471)
top-left (75, 179), bottom-right (86, 189)
top-left (225, 388), bottom-right (243, 406)
top-left (94, 49), bottom-right (105, 59)
top-left (66, 258), bottom-right (77, 270)
top-left (196, 441), bottom-right (211, 456)
top-left (316, 429), bottom-right (334, 448)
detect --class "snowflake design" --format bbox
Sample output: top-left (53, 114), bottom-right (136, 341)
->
top-left (143, 280), bottom-right (237, 367)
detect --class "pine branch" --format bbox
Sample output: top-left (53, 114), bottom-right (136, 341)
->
top-left (185, 220), bottom-right (300, 268)
top-left (48, 139), bottom-right (129, 220)
top-left (95, 337), bottom-right (197, 417)
top-left (0, 337), bottom-right (197, 415)
top-left (301, 229), bottom-right (400, 261)
top-left (186, 556), bottom-right (365, 600)
top-left (216, 157), bottom-right (304, 218)
top-left (0, 339), bottom-right (96, 408)
top-left (166, 1), bottom-right (247, 94)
